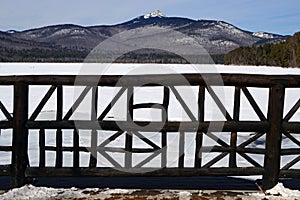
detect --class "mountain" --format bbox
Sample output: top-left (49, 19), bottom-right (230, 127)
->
top-left (0, 10), bottom-right (287, 62)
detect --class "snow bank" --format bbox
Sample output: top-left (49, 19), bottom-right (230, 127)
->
top-left (249, 183), bottom-right (300, 199)
top-left (267, 183), bottom-right (300, 198)
top-left (1, 183), bottom-right (300, 200)
top-left (0, 185), bottom-right (133, 200)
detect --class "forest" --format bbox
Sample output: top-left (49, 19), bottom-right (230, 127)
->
top-left (224, 32), bottom-right (300, 67)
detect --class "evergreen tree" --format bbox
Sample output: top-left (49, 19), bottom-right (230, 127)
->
top-left (224, 31), bottom-right (300, 68)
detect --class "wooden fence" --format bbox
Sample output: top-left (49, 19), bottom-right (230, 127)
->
top-left (0, 74), bottom-right (299, 190)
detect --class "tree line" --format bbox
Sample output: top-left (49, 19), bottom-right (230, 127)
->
top-left (0, 46), bottom-right (224, 64)
top-left (0, 47), bottom-right (88, 62)
top-left (224, 32), bottom-right (300, 67)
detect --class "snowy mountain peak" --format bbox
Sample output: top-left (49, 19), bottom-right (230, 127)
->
top-left (253, 32), bottom-right (274, 39)
top-left (6, 30), bottom-right (18, 34)
top-left (144, 10), bottom-right (166, 19)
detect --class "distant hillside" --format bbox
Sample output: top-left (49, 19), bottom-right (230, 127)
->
top-left (0, 10), bottom-right (287, 63)
top-left (224, 32), bottom-right (300, 67)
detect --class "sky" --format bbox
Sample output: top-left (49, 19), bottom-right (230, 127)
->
top-left (0, 0), bottom-right (299, 35)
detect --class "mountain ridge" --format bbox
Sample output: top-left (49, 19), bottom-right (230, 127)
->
top-left (0, 11), bottom-right (288, 62)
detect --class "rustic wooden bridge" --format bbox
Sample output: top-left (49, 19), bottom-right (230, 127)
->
top-left (0, 74), bottom-right (299, 190)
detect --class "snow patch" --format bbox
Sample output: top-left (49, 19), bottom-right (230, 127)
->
top-left (253, 32), bottom-right (274, 39)
top-left (211, 39), bottom-right (237, 46)
top-left (0, 185), bottom-right (82, 200)
top-left (0, 185), bottom-right (133, 200)
top-left (267, 183), bottom-right (300, 198)
top-left (178, 191), bottom-right (192, 200)
top-left (216, 21), bottom-right (244, 35)
top-left (249, 183), bottom-right (300, 199)
top-left (144, 10), bottom-right (166, 19)
top-left (6, 30), bottom-right (17, 34)
top-left (175, 37), bottom-right (196, 45)
top-left (52, 28), bottom-right (86, 37)
top-left (101, 188), bottom-right (130, 195)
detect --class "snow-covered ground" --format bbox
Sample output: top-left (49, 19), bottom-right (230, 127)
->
top-left (0, 63), bottom-right (299, 195)
top-left (1, 183), bottom-right (300, 200)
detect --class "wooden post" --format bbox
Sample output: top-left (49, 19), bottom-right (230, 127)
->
top-left (125, 87), bottom-right (133, 168)
top-left (73, 129), bottom-right (80, 168)
top-left (89, 86), bottom-right (98, 168)
top-left (11, 82), bottom-right (28, 188)
top-left (39, 129), bottom-right (45, 167)
top-left (195, 86), bottom-right (205, 168)
top-left (178, 132), bottom-right (185, 168)
top-left (262, 84), bottom-right (285, 190)
top-left (161, 86), bottom-right (169, 168)
top-left (229, 87), bottom-right (240, 168)
top-left (55, 85), bottom-right (63, 168)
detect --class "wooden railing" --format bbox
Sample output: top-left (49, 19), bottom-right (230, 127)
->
top-left (0, 74), bottom-right (299, 190)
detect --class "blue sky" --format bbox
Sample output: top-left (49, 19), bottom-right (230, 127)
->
top-left (0, 0), bottom-right (299, 35)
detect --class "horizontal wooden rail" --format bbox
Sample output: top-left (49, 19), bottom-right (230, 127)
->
top-left (26, 120), bottom-right (270, 132)
top-left (282, 122), bottom-right (300, 132)
top-left (0, 121), bottom-right (13, 129)
top-left (0, 146), bottom-right (12, 151)
top-left (0, 74), bottom-right (298, 87)
top-left (280, 170), bottom-right (300, 178)
top-left (25, 167), bottom-right (265, 177)
top-left (0, 165), bottom-right (11, 176)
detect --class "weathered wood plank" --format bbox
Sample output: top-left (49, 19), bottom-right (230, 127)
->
top-left (161, 86), bottom-right (169, 168)
top-left (11, 82), bottom-right (28, 188)
top-left (0, 146), bottom-right (12, 151)
top-left (0, 74), bottom-right (299, 87)
top-left (39, 129), bottom-right (45, 168)
top-left (0, 165), bottom-right (11, 176)
top-left (125, 87), bottom-right (133, 168)
top-left (25, 167), bottom-right (265, 177)
top-left (89, 86), bottom-right (98, 168)
top-left (0, 121), bottom-right (13, 129)
top-left (55, 85), bottom-right (63, 168)
top-left (230, 86), bottom-right (240, 168)
top-left (73, 129), bottom-right (80, 168)
top-left (178, 132), bottom-right (185, 168)
top-left (283, 122), bottom-right (300, 133)
top-left (26, 121), bottom-right (270, 132)
top-left (280, 170), bottom-right (300, 178)
top-left (262, 85), bottom-right (285, 190)
top-left (195, 86), bottom-right (205, 168)
top-left (200, 146), bottom-right (265, 154)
